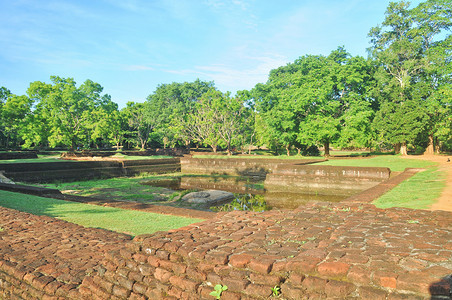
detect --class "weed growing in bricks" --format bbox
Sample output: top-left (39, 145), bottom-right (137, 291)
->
top-left (210, 284), bottom-right (228, 299)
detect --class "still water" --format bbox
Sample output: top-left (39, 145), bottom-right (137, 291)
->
top-left (142, 175), bottom-right (361, 211)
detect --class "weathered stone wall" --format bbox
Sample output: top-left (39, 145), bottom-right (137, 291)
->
top-left (182, 157), bottom-right (390, 192)
top-left (0, 201), bottom-right (450, 299)
top-left (181, 157), bottom-right (325, 179)
top-left (0, 151), bottom-right (38, 160)
top-left (0, 158), bottom-right (180, 183)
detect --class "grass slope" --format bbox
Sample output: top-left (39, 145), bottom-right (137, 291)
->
top-left (373, 167), bottom-right (446, 209)
top-left (317, 155), bottom-right (437, 172)
top-left (0, 190), bottom-right (204, 236)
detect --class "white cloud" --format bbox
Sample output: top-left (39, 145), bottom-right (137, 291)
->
top-left (123, 65), bottom-right (154, 71)
top-left (164, 53), bottom-right (288, 93)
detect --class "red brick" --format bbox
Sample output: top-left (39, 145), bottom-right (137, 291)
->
top-left (205, 251), bottom-right (230, 265)
top-left (119, 248), bottom-right (133, 259)
top-left (249, 273), bottom-right (282, 286)
top-left (198, 285), bottom-right (214, 299)
top-left (32, 275), bottom-right (54, 290)
top-left (169, 275), bottom-right (200, 292)
top-left (44, 280), bottom-right (62, 295)
top-left (129, 271), bottom-right (144, 282)
top-left (112, 284), bottom-right (131, 298)
top-left (117, 275), bottom-right (134, 290)
top-left (373, 270), bottom-right (398, 289)
top-left (133, 282), bottom-right (147, 295)
top-left (160, 260), bottom-right (187, 274)
top-left (317, 262), bottom-right (350, 277)
top-left (147, 255), bottom-right (160, 267)
top-left (285, 259), bottom-right (317, 274)
top-left (244, 283), bottom-right (272, 298)
top-left (186, 268), bottom-right (206, 281)
top-left (222, 277), bottom-right (249, 292)
top-left (129, 292), bottom-right (146, 300)
top-left (167, 285), bottom-right (183, 298)
top-left (301, 276), bottom-right (327, 293)
top-left (156, 250), bottom-right (170, 260)
top-left (138, 264), bottom-right (154, 276)
top-left (287, 273), bottom-right (305, 286)
top-left (229, 254), bottom-right (253, 268)
top-left (248, 258), bottom-right (274, 274)
top-left (347, 265), bottom-right (371, 285)
top-left (325, 280), bottom-right (355, 298)
top-left (358, 286), bottom-right (387, 300)
top-left (281, 282), bottom-right (304, 299)
top-left (132, 253), bottom-right (148, 263)
top-left (154, 268), bottom-right (172, 283)
top-left (220, 291), bottom-right (241, 300)
top-left (207, 272), bottom-right (222, 285)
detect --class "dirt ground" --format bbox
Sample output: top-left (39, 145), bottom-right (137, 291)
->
top-left (402, 154), bottom-right (452, 212)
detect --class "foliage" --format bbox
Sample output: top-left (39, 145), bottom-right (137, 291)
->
top-left (211, 194), bottom-right (269, 212)
top-left (271, 285), bottom-right (281, 297)
top-left (209, 284), bottom-right (228, 299)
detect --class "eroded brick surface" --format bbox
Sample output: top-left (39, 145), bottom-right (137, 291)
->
top-left (0, 200), bottom-right (451, 299)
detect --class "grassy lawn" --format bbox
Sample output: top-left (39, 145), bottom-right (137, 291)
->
top-left (317, 155), bottom-right (437, 172)
top-left (373, 167), bottom-right (446, 209)
top-left (36, 174), bottom-right (183, 202)
top-left (0, 190), bottom-right (204, 236)
top-left (192, 154), bottom-right (325, 160)
top-left (319, 155), bottom-right (443, 209)
top-left (0, 153), bottom-right (173, 164)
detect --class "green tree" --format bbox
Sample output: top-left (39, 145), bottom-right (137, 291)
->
top-left (369, 0), bottom-right (451, 155)
top-left (1, 93), bottom-right (33, 148)
top-left (27, 76), bottom-right (113, 150)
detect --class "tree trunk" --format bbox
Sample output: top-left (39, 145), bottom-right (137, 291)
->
top-left (324, 141), bottom-right (330, 157)
top-left (185, 140), bottom-right (191, 151)
top-left (297, 148), bottom-right (301, 155)
top-left (211, 145), bottom-right (217, 153)
top-left (400, 142), bottom-right (408, 156)
top-left (394, 143), bottom-right (401, 154)
top-left (434, 137), bottom-right (440, 153)
top-left (424, 134), bottom-right (434, 155)
top-left (286, 145), bottom-right (290, 156)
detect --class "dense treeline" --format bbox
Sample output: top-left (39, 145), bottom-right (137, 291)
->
top-left (0, 0), bottom-right (451, 155)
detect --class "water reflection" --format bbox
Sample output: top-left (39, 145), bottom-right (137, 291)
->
top-left (142, 175), bottom-right (363, 210)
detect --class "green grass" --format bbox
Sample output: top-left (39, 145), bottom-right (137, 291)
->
top-left (0, 155), bottom-right (63, 164)
top-left (318, 155), bottom-right (445, 209)
top-left (0, 190), bottom-right (204, 236)
top-left (373, 167), bottom-right (446, 209)
top-left (317, 155), bottom-right (437, 172)
top-left (192, 154), bottom-right (324, 160)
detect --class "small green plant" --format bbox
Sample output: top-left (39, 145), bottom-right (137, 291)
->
top-left (407, 220), bottom-right (420, 224)
top-left (210, 284), bottom-right (228, 299)
top-left (271, 285), bottom-right (281, 296)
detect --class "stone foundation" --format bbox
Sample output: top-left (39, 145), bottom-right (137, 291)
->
top-left (0, 158), bottom-right (180, 183)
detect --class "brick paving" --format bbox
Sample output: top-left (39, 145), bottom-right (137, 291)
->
top-left (1, 198), bottom-right (451, 299)
top-left (0, 206), bottom-right (131, 299)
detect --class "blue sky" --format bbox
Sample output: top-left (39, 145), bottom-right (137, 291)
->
top-left (0, 0), bottom-right (423, 108)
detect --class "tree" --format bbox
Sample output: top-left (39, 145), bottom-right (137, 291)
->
top-left (1, 93), bottom-right (33, 148)
top-left (254, 48), bottom-right (376, 156)
top-left (26, 76), bottom-right (114, 150)
top-left (122, 102), bottom-right (154, 150)
top-left (145, 79), bottom-right (214, 148)
top-left (369, 0), bottom-right (451, 155)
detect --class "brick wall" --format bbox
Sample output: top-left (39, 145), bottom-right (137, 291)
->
top-left (0, 158), bottom-right (180, 183)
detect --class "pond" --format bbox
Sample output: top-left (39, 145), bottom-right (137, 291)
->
top-left (141, 174), bottom-right (360, 211)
